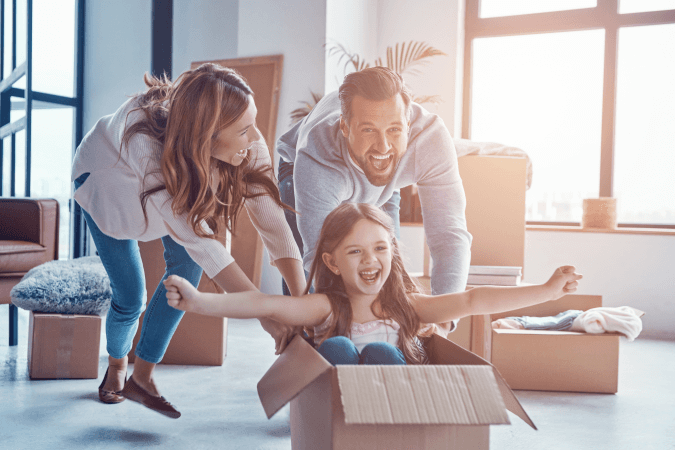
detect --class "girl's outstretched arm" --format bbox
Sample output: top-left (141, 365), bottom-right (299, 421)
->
top-left (412, 265), bottom-right (583, 324)
top-left (163, 275), bottom-right (331, 328)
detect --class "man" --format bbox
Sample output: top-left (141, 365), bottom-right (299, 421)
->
top-left (277, 67), bottom-right (472, 331)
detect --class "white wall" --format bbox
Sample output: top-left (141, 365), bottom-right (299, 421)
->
top-left (375, 0), bottom-right (465, 136)
top-left (172, 0), bottom-right (239, 77)
top-left (83, 0), bottom-right (151, 132)
top-left (237, 0), bottom-right (327, 295)
top-left (525, 231), bottom-right (675, 340)
top-left (325, 0), bottom-right (379, 94)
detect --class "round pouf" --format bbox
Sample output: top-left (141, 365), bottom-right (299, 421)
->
top-left (11, 256), bottom-right (112, 316)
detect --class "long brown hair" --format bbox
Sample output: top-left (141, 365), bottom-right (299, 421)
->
top-left (122, 63), bottom-right (287, 238)
top-left (305, 203), bottom-right (427, 364)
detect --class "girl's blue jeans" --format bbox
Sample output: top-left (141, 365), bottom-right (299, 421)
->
top-left (74, 173), bottom-right (203, 363)
top-left (317, 336), bottom-right (407, 365)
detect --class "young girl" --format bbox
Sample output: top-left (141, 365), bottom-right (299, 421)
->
top-left (72, 63), bottom-right (306, 416)
top-left (164, 203), bottom-right (582, 365)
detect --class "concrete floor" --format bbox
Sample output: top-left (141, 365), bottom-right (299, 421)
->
top-left (1, 307), bottom-right (674, 450)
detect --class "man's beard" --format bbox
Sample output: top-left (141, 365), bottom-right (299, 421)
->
top-left (360, 151), bottom-right (399, 186)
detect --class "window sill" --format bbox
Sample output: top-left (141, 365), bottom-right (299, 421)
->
top-left (402, 222), bottom-right (675, 236)
top-left (526, 225), bottom-right (675, 236)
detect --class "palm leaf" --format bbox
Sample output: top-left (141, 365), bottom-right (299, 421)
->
top-left (380, 41), bottom-right (447, 76)
top-left (326, 42), bottom-right (369, 74)
top-left (289, 91), bottom-right (324, 124)
top-left (412, 94), bottom-right (443, 106)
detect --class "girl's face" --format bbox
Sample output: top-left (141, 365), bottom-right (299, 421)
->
top-left (323, 218), bottom-right (393, 300)
top-left (211, 95), bottom-right (261, 166)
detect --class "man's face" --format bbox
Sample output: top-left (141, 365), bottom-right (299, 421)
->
top-left (340, 94), bottom-right (409, 186)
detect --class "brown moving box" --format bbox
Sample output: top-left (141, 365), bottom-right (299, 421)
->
top-left (488, 294), bottom-right (620, 394)
top-left (257, 334), bottom-right (536, 450)
top-left (28, 312), bottom-right (101, 379)
top-left (411, 156), bottom-right (528, 359)
top-left (127, 239), bottom-right (229, 366)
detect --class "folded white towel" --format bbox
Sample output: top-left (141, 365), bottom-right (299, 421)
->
top-left (491, 318), bottom-right (524, 330)
top-left (570, 306), bottom-right (645, 341)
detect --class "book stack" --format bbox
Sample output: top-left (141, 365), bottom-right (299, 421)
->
top-left (468, 266), bottom-right (522, 286)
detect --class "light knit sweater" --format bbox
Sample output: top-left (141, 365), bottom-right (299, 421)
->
top-left (71, 97), bottom-right (302, 279)
top-left (277, 91), bottom-right (472, 296)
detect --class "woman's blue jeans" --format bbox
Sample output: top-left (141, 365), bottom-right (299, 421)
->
top-left (317, 336), bottom-right (406, 365)
top-left (74, 173), bottom-right (203, 363)
top-left (278, 159), bottom-right (401, 296)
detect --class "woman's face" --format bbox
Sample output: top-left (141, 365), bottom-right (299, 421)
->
top-left (323, 218), bottom-right (393, 300)
top-left (211, 95), bottom-right (261, 166)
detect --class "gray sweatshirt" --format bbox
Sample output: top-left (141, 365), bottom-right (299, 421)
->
top-left (277, 91), bottom-right (472, 296)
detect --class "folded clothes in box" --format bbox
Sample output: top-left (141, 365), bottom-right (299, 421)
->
top-left (488, 294), bottom-right (627, 393)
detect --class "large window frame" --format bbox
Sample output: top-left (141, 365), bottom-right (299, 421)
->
top-left (463, 0), bottom-right (675, 229)
top-left (0, 0), bottom-right (87, 255)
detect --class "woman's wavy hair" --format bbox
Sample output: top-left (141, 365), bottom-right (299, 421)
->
top-left (122, 63), bottom-right (288, 238)
top-left (305, 202), bottom-right (429, 364)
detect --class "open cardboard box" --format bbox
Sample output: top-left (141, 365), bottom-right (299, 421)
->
top-left (257, 333), bottom-right (536, 450)
top-left (487, 294), bottom-right (621, 394)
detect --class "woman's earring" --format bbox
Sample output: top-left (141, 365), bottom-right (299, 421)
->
top-left (335, 270), bottom-right (340, 275)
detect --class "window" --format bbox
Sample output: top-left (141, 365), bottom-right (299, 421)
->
top-left (0, 0), bottom-right (85, 257)
top-left (463, 0), bottom-right (675, 227)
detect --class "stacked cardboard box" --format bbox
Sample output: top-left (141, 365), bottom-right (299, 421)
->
top-left (28, 312), bottom-right (101, 379)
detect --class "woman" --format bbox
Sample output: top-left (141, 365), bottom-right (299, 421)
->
top-left (71, 63), bottom-right (306, 418)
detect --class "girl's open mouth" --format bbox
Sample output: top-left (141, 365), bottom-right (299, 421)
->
top-left (359, 269), bottom-right (380, 284)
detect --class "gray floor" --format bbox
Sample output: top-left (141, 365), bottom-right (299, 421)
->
top-left (1, 307), bottom-right (674, 450)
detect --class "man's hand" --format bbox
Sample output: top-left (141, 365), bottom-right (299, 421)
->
top-left (258, 317), bottom-right (303, 355)
top-left (164, 275), bottom-right (201, 313)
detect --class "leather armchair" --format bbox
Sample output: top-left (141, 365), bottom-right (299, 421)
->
top-left (0, 198), bottom-right (59, 345)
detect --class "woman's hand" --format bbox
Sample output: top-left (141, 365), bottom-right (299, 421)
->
top-left (164, 275), bottom-right (202, 312)
top-left (545, 265), bottom-right (583, 300)
top-left (258, 318), bottom-right (303, 355)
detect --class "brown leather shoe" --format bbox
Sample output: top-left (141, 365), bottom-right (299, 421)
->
top-left (98, 367), bottom-right (127, 404)
top-left (120, 376), bottom-right (181, 419)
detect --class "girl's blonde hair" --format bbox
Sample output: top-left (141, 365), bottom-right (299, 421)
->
top-left (305, 203), bottom-right (428, 364)
top-left (122, 63), bottom-right (287, 238)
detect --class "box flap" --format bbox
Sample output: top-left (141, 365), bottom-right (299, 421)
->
top-left (257, 335), bottom-right (333, 419)
top-left (427, 333), bottom-right (537, 430)
top-left (336, 365), bottom-right (510, 425)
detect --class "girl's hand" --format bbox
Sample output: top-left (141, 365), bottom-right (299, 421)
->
top-left (545, 265), bottom-right (583, 300)
top-left (164, 275), bottom-right (202, 312)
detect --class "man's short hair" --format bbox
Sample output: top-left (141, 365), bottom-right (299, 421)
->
top-left (338, 66), bottom-right (412, 125)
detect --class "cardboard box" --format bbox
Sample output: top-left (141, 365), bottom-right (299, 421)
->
top-left (488, 294), bottom-right (620, 393)
top-left (257, 334), bottom-right (536, 450)
top-left (127, 239), bottom-right (228, 366)
top-left (28, 312), bottom-right (101, 379)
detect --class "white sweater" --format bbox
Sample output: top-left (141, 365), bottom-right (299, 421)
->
top-left (71, 97), bottom-right (302, 278)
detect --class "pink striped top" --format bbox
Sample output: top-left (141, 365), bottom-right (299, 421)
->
top-left (315, 313), bottom-right (401, 352)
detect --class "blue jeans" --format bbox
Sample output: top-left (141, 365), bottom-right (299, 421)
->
top-left (317, 336), bottom-right (406, 365)
top-left (278, 159), bottom-right (401, 295)
top-left (74, 173), bottom-right (203, 363)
